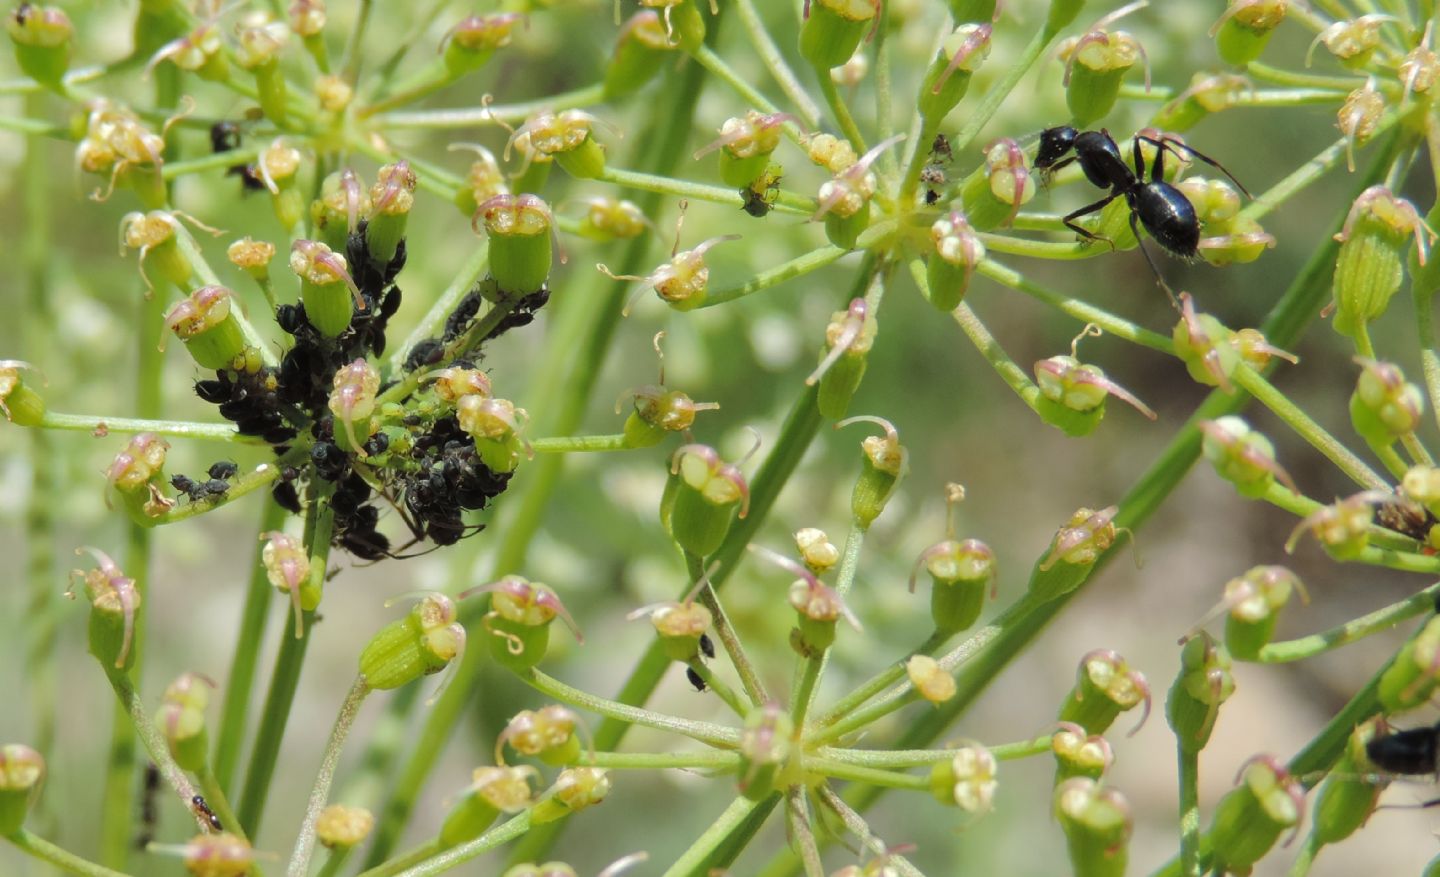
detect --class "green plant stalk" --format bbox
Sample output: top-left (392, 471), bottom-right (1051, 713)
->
top-left (816, 786), bottom-right (924, 877)
top-left (357, 838), bottom-right (443, 877)
top-left (700, 246), bottom-right (850, 307)
top-left (950, 298), bottom-right (1042, 413)
top-left (386, 244), bottom-right (490, 372)
top-left (316, 846), bottom-right (355, 877)
top-left (816, 736), bottom-right (1052, 767)
top-left (871, 0), bottom-right (896, 183)
top-left (1258, 579), bottom-right (1440, 662)
top-left (1178, 743), bottom-right (1201, 877)
top-left (5, 830), bottom-right (132, 877)
top-left (213, 500), bottom-right (285, 792)
top-left (1400, 433), bottom-right (1433, 467)
top-left (787, 788), bottom-right (825, 877)
top-left (287, 677), bottom-right (372, 877)
top-left (237, 606), bottom-right (316, 838)
top-left (690, 45), bottom-right (803, 144)
top-left (161, 147), bottom-right (261, 180)
top-left (1414, 275), bottom-right (1440, 438)
top-left (108, 675), bottom-right (204, 823)
top-left (152, 461), bottom-right (287, 525)
top-left (196, 762), bottom-right (244, 838)
top-left (815, 72), bottom-right (867, 156)
top-left (1287, 834), bottom-right (1325, 877)
top-left (171, 224), bottom-right (278, 368)
top-left (596, 165), bottom-right (813, 214)
top-left (973, 259), bottom-right (1175, 353)
top-left (33, 411), bottom-right (253, 441)
top-left (793, 521), bottom-right (865, 729)
top-left (1122, 84), bottom-right (1350, 106)
top-left (1371, 439), bottom-right (1411, 479)
top-left (732, 0), bottom-right (821, 128)
top-left (374, 297), bottom-right (527, 407)
top-left (688, 552), bottom-right (768, 706)
top-left (376, 83), bottom-right (606, 128)
top-left (585, 750), bottom-right (741, 770)
top-left (1239, 124), bottom-right (1403, 226)
top-left (525, 668), bottom-right (740, 747)
top-left (339, 0), bottom-right (373, 80)
top-left (687, 660), bottom-right (748, 716)
top-left (805, 758), bottom-right (930, 792)
top-left (530, 434), bottom-right (630, 453)
top-left (664, 796), bottom-right (771, 877)
top-left (335, 683), bottom-right (421, 812)
top-left (804, 628), bottom-right (948, 739)
top-left (1231, 365), bottom-right (1390, 490)
top-left (1244, 62), bottom-right (1370, 93)
top-left (390, 812), bottom-right (531, 877)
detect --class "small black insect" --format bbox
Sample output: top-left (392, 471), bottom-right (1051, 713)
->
top-left (699, 632), bottom-right (716, 660)
top-left (685, 666), bottom-right (707, 692)
top-left (1033, 126), bottom-right (1250, 301)
top-left (134, 763), bottom-right (160, 850)
top-left (170, 473), bottom-right (230, 502)
top-left (191, 794), bottom-right (223, 831)
top-left (1366, 720), bottom-right (1440, 781)
top-left (922, 133), bottom-right (953, 205)
top-left (272, 480), bottom-right (302, 514)
top-left (208, 460), bottom-right (238, 481)
top-left (740, 166), bottom-right (783, 218)
top-left (209, 121), bottom-right (242, 154)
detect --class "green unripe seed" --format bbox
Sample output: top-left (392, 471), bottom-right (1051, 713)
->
top-left (478, 194), bottom-right (554, 296)
top-left (920, 25), bottom-right (990, 124)
top-left (800, 0), bottom-right (875, 70)
top-left (1055, 778), bottom-right (1131, 877)
top-left (167, 286), bottom-right (247, 370)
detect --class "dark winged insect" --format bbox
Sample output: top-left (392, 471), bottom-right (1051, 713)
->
top-left (1033, 126), bottom-right (1250, 302)
top-left (699, 632), bottom-right (716, 660)
top-left (686, 666), bottom-right (707, 692)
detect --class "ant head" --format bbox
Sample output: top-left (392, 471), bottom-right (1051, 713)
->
top-left (1035, 125), bottom-right (1078, 170)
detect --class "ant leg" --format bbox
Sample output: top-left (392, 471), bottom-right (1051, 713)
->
top-left (1129, 210), bottom-right (1180, 309)
top-left (1131, 133), bottom-right (1157, 183)
top-left (1062, 193), bottom-right (1120, 250)
top-left (1138, 135), bottom-right (1251, 197)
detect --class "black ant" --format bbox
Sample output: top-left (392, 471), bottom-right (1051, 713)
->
top-left (1366, 719), bottom-right (1440, 783)
top-left (134, 763), bottom-right (160, 850)
top-left (191, 794), bottom-right (223, 831)
top-left (1033, 126), bottom-right (1250, 301)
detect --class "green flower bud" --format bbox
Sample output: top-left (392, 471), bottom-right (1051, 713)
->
top-left (166, 286), bottom-right (246, 371)
top-left (75, 103), bottom-right (168, 208)
top-left (960, 138), bottom-right (1035, 231)
top-left (604, 12), bottom-right (675, 100)
top-left (1212, 0), bottom-right (1286, 67)
top-left (316, 804), bottom-right (374, 850)
top-left (927, 211), bottom-right (985, 311)
top-left (1052, 722), bottom-right (1114, 782)
top-left (578, 197), bottom-right (648, 242)
top-left (602, 224), bottom-right (737, 313)
top-left (1337, 85), bottom-right (1385, 174)
top-left (1403, 465), bottom-right (1440, 518)
top-left (1285, 491), bottom-right (1384, 561)
top-left (530, 767), bottom-right (612, 825)
top-left (667, 443), bottom-right (750, 557)
top-left (1199, 417), bottom-right (1297, 499)
top-left (1222, 566), bottom-right (1305, 660)
top-left (472, 576), bottom-right (583, 673)
top-left (1333, 187), bottom-right (1435, 340)
top-left (930, 742), bottom-right (997, 815)
top-left (1351, 358), bottom-right (1424, 444)
top-left (226, 237), bottom-right (275, 284)
top-left (143, 16), bottom-right (228, 80)
top-left (637, 598), bottom-right (713, 663)
top-left (176, 832), bottom-right (254, 876)
top-left (1166, 634), bottom-right (1234, 754)
top-left (439, 766), bottom-right (537, 847)
top-left (911, 538), bottom-right (996, 635)
top-left (364, 161), bottom-right (416, 267)
top-left (920, 25), bottom-right (991, 124)
top-left (510, 110), bottom-right (612, 180)
top-left (800, 0), bottom-right (879, 70)
top-left (497, 705), bottom-right (582, 767)
top-left (1060, 9), bottom-right (1148, 128)
top-left (261, 530), bottom-right (317, 638)
top-left (694, 111), bottom-right (791, 187)
top-left (120, 210), bottom-right (194, 294)
top-left (1208, 755), bottom-right (1305, 874)
top-left (155, 673), bottom-right (213, 773)
top-left (105, 432), bottom-right (174, 523)
top-left (1401, 43), bottom-right (1440, 99)
top-left (1035, 355), bottom-right (1156, 437)
top-left (1054, 778), bottom-right (1131, 877)
top-left (329, 358), bottom-right (380, 456)
top-left (1229, 328), bottom-right (1296, 372)
top-left (809, 299), bottom-right (877, 419)
top-left (641, 0), bottom-right (706, 52)
top-left (1378, 614), bottom-right (1440, 712)
top-left (235, 12), bottom-right (290, 125)
top-left (290, 239), bottom-right (364, 338)
top-left (359, 593), bottom-right (465, 691)
top-left (0, 361), bottom-right (45, 427)
top-left (476, 194), bottom-right (555, 296)
top-left (457, 395), bottom-right (528, 473)
top-left (1196, 216), bottom-right (1276, 267)
top-left (1173, 293), bottom-right (1240, 391)
top-left (1038, 506), bottom-right (1121, 577)
top-left (795, 527), bottom-right (840, 574)
top-left (450, 144), bottom-right (507, 217)
top-left (739, 704), bottom-right (794, 801)
top-left (814, 136), bottom-right (903, 249)
top-left (1311, 720), bottom-right (1383, 845)
top-left (312, 169), bottom-right (371, 254)
top-left (906, 655), bottom-right (957, 704)
top-left (1060, 649), bottom-right (1151, 736)
top-left (442, 13), bottom-right (520, 78)
top-left (805, 133), bottom-right (858, 175)
top-left (789, 561), bottom-right (855, 655)
top-left (620, 338), bottom-right (720, 446)
top-left (7, 4), bottom-right (71, 85)
top-left (0, 744), bottom-right (43, 835)
top-left (68, 547), bottom-right (142, 675)
top-left (1308, 15), bottom-right (1386, 71)
top-left (839, 415), bottom-right (907, 528)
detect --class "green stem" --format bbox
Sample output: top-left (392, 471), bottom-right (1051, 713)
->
top-left (950, 299), bottom-right (1042, 413)
top-left (340, 0), bottom-right (373, 81)
top-left (161, 147), bottom-right (261, 180)
top-left (808, 630), bottom-right (947, 737)
top-left (214, 500), bottom-right (285, 792)
top-left (386, 243), bottom-right (490, 373)
top-left (1239, 121), bottom-right (1403, 226)
top-left (316, 846), bottom-right (355, 877)
top-left (805, 758), bottom-right (930, 792)
top-left (287, 677), bottom-right (372, 877)
top-left (1414, 277), bottom-right (1440, 437)
top-left (951, 22), bottom-right (1060, 155)
top-left (700, 246), bottom-right (850, 307)
top-left (732, 0), bottom-right (822, 127)
top-left (32, 411), bottom-right (253, 442)
top-left (585, 750), bottom-right (740, 770)
top-left (1401, 433), bottom-right (1434, 467)
top-left (376, 83), bottom-right (606, 128)
top-left (357, 58), bottom-right (453, 119)
top-left (1178, 743), bottom-right (1201, 877)
top-left (356, 839), bottom-right (443, 877)
top-left (662, 797), bottom-right (769, 877)
top-left (1258, 579), bottom-right (1440, 662)
top-left (596, 165), bottom-right (813, 214)
top-left (689, 552), bottom-right (768, 706)
top-left (687, 659), bottom-right (748, 716)
top-left (1287, 834), bottom-right (1324, 877)
top-left (1371, 440), bottom-right (1411, 479)
top-left (787, 789), bottom-right (825, 877)
top-left (524, 668), bottom-right (740, 747)
top-left (1244, 62), bottom-right (1370, 93)
top-left (237, 608), bottom-right (319, 837)
top-left (529, 434), bottom-right (630, 453)
top-left (5, 830), bottom-right (131, 877)
top-left (107, 675), bottom-right (206, 825)
top-left (390, 813), bottom-right (531, 877)
top-left (973, 259), bottom-right (1174, 353)
top-left (151, 460), bottom-right (285, 525)
top-left (690, 45), bottom-right (797, 141)
top-left (815, 73), bottom-right (867, 155)
top-left (196, 763), bottom-right (244, 838)
top-left (1231, 365), bottom-right (1390, 490)
top-left (816, 736), bottom-right (1053, 767)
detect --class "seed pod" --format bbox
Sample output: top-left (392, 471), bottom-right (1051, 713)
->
top-left (530, 767), bottom-right (612, 825)
top-left (787, 562), bottom-right (853, 655)
top-left (175, 832), bottom-right (254, 876)
top-left (7, 4), bottom-right (72, 86)
top-left (1333, 187), bottom-right (1434, 341)
top-left (1060, 6), bottom-right (1149, 128)
top-left (144, 16), bottom-right (228, 82)
top-left (920, 25), bottom-right (991, 125)
top-left (1166, 633), bottom-right (1234, 754)
top-left (1035, 355), bottom-right (1156, 437)
top-left (359, 593), bottom-right (465, 691)
top-left (447, 144), bottom-right (508, 218)
top-left (469, 576), bottom-right (583, 673)
top-left (439, 766), bottom-right (537, 847)
top-left (227, 237), bottom-right (275, 284)
top-left (839, 415), bottom-right (907, 527)
top-left (0, 744), bottom-right (44, 835)
top-left (1052, 722), bottom-right (1114, 782)
top-left (619, 338), bottom-right (719, 447)
top-left (166, 286), bottom-right (246, 371)
top-left (0, 361), bottom-right (45, 427)
top-left (1337, 84), bottom-right (1385, 173)
top-left (290, 239), bottom-right (364, 338)
top-left (457, 396), bottom-right (529, 473)
top-left (68, 548), bottom-right (141, 674)
top-left (1211, 0), bottom-right (1287, 67)
top-left (814, 136), bottom-right (904, 249)
top-left (1228, 328), bottom-right (1296, 372)
top-left (738, 703), bottom-right (793, 801)
top-left (442, 13), bottom-right (520, 78)
top-left (1377, 614), bottom-right (1440, 712)
top-left (121, 211), bottom-right (194, 294)
top-left (795, 528), bottom-right (840, 574)
top-left (1172, 294), bottom-right (1241, 391)
top-left (907, 655), bottom-right (957, 704)
top-left (105, 432), bottom-right (174, 524)
top-left (1222, 566), bottom-right (1305, 660)
top-left (75, 103), bottom-right (168, 207)
top-left (156, 673), bottom-right (213, 773)
top-left (604, 12), bottom-right (674, 99)
top-left (948, 0), bottom-right (998, 22)
top-left (316, 804), bottom-right (374, 850)
top-left (1060, 649), bottom-right (1151, 737)
top-left (1208, 755), bottom-right (1305, 875)
top-left (927, 211), bottom-right (985, 311)
top-left (695, 111), bottom-right (791, 188)
top-left (1055, 778), bottom-right (1131, 877)
top-left (640, 0), bottom-right (706, 51)
top-left (911, 538), bottom-right (996, 634)
top-left (1403, 465), bottom-right (1440, 518)
top-left (1037, 506), bottom-right (1120, 582)
top-left (578, 197), bottom-right (648, 242)
top-left (667, 443), bottom-right (750, 557)
top-left (1311, 720), bottom-right (1384, 845)
top-left (510, 110), bottom-right (613, 180)
top-left (1197, 216), bottom-right (1276, 267)
top-left (428, 367), bottom-right (493, 404)
top-left (809, 300), bottom-right (877, 419)
top-left (476, 194), bottom-right (555, 296)
top-left (497, 705), bottom-right (582, 767)
top-left (328, 359), bottom-right (380, 456)
top-left (1285, 491), bottom-right (1384, 561)
top-left (929, 742), bottom-right (997, 815)
top-left (364, 161), bottom-right (416, 267)
top-left (235, 12), bottom-right (290, 125)
top-left (960, 138), bottom-right (1035, 231)
top-left (1309, 15), bottom-right (1387, 71)
top-left (1400, 41), bottom-right (1440, 100)
top-left (1199, 417), bottom-right (1296, 499)
top-left (1351, 358), bottom-right (1424, 445)
top-left (800, 0), bottom-right (879, 70)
